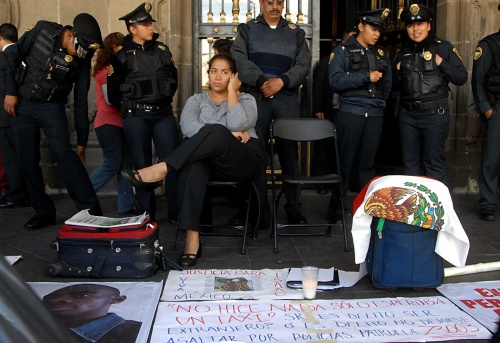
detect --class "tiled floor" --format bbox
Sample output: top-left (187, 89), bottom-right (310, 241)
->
top-left (1, 189), bottom-right (498, 342)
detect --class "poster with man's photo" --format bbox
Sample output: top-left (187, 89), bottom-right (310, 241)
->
top-left (29, 281), bottom-right (163, 343)
top-left (162, 268), bottom-right (303, 301)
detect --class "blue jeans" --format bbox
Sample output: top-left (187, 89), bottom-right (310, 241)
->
top-left (90, 124), bottom-right (135, 213)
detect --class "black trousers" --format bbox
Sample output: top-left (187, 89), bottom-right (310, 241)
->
top-left (334, 110), bottom-right (383, 202)
top-left (167, 124), bottom-right (266, 232)
top-left (399, 107), bottom-right (451, 187)
top-left (250, 91), bottom-right (302, 214)
top-left (11, 100), bottom-right (101, 218)
top-left (123, 109), bottom-right (179, 221)
top-left (0, 125), bottom-right (27, 202)
top-left (479, 102), bottom-right (500, 210)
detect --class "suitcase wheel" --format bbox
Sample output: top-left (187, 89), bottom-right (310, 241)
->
top-left (45, 262), bottom-right (63, 277)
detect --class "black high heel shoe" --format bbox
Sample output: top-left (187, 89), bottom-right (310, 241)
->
top-left (121, 170), bottom-right (163, 190)
top-left (178, 242), bottom-right (202, 268)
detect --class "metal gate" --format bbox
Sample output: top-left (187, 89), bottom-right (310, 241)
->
top-left (192, 0), bottom-right (319, 97)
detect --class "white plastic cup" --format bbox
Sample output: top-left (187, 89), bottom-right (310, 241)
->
top-left (301, 266), bottom-right (319, 299)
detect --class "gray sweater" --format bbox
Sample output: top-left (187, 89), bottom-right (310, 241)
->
top-left (179, 92), bottom-right (258, 139)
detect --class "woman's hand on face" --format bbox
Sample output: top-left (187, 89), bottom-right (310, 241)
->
top-left (232, 131), bottom-right (250, 143)
top-left (229, 72), bottom-right (242, 92)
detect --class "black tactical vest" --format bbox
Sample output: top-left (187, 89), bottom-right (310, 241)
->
top-left (19, 22), bottom-right (75, 102)
top-left (340, 42), bottom-right (388, 99)
top-left (399, 42), bottom-right (448, 101)
top-left (246, 21), bottom-right (297, 79)
top-left (481, 32), bottom-right (500, 98)
top-left (117, 42), bottom-right (177, 104)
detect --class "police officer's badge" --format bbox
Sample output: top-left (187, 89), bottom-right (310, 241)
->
top-left (473, 46), bottom-right (483, 60)
top-left (453, 48), bottom-right (462, 60)
top-left (410, 4), bottom-right (420, 16)
top-left (378, 48), bottom-right (384, 57)
top-left (288, 23), bottom-right (296, 29)
top-left (89, 43), bottom-right (101, 51)
top-left (423, 51), bottom-right (432, 61)
top-left (328, 52), bottom-right (334, 64)
top-left (381, 9), bottom-right (390, 19)
top-left (107, 65), bottom-right (114, 76)
top-left (158, 45), bottom-right (166, 51)
top-left (64, 55), bottom-right (73, 63)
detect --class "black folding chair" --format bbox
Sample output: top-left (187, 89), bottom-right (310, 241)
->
top-left (171, 181), bottom-right (257, 254)
top-left (269, 118), bottom-right (349, 253)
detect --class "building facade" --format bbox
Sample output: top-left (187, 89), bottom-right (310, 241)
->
top-left (1, 0), bottom-right (498, 194)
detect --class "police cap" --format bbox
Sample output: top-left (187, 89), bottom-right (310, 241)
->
top-left (72, 13), bottom-right (103, 51)
top-left (119, 2), bottom-right (157, 26)
top-left (357, 8), bottom-right (390, 30)
top-left (400, 4), bottom-right (434, 26)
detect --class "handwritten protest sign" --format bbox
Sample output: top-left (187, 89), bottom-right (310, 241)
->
top-left (30, 281), bottom-right (163, 343)
top-left (150, 296), bottom-right (491, 342)
top-left (162, 269), bottom-right (303, 301)
top-left (438, 280), bottom-right (500, 333)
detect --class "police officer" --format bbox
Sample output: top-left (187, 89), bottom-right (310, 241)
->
top-left (4, 14), bottom-right (103, 229)
top-left (394, 4), bottom-right (467, 188)
top-left (329, 9), bottom-right (392, 215)
top-left (0, 23), bottom-right (29, 209)
top-left (231, 0), bottom-right (312, 224)
top-left (108, 2), bottom-right (179, 222)
top-left (471, 4), bottom-right (500, 222)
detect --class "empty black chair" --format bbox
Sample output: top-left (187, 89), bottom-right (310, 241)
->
top-left (269, 118), bottom-right (349, 253)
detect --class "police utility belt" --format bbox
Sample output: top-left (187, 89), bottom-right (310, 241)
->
top-left (402, 98), bottom-right (448, 113)
top-left (135, 103), bottom-right (163, 112)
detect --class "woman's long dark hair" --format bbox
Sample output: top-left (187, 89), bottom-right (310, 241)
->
top-left (92, 32), bottom-right (125, 78)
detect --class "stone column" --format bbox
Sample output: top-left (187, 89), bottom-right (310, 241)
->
top-left (435, 0), bottom-right (500, 193)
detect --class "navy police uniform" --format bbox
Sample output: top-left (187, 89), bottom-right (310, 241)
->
top-left (0, 25), bottom-right (29, 208)
top-left (328, 9), bottom-right (392, 207)
top-left (231, 14), bottom-right (311, 221)
top-left (4, 14), bottom-right (103, 228)
top-left (472, 20), bottom-right (500, 221)
top-left (394, 4), bottom-right (467, 187)
top-left (108, 2), bottom-right (179, 222)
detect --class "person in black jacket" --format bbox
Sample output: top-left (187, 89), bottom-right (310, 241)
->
top-left (4, 14), bottom-right (103, 229)
top-left (108, 2), bottom-right (179, 223)
top-left (471, 4), bottom-right (500, 222)
top-left (313, 30), bottom-right (356, 196)
top-left (231, 0), bottom-right (312, 225)
top-left (329, 9), bottom-right (392, 211)
top-left (394, 4), bottom-right (467, 188)
top-left (0, 23), bottom-right (28, 209)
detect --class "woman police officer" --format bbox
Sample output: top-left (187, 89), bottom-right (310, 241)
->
top-left (108, 2), bottom-right (179, 222)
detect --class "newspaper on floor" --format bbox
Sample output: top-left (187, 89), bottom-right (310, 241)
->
top-left (64, 209), bottom-right (149, 228)
top-left (4, 256), bottom-right (22, 265)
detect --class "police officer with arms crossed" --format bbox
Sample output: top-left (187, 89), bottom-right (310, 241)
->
top-left (4, 14), bottom-right (103, 230)
top-left (231, 0), bottom-right (311, 224)
top-left (394, 4), bottom-right (467, 188)
top-left (471, 4), bottom-right (500, 222)
top-left (108, 2), bottom-right (179, 223)
top-left (328, 9), bottom-right (391, 217)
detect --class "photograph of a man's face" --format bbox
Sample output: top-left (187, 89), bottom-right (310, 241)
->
top-left (215, 277), bottom-right (253, 292)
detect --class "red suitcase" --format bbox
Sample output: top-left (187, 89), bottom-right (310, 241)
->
top-left (46, 220), bottom-right (181, 278)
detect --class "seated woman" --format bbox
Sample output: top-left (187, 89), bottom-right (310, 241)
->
top-left (122, 54), bottom-right (266, 268)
